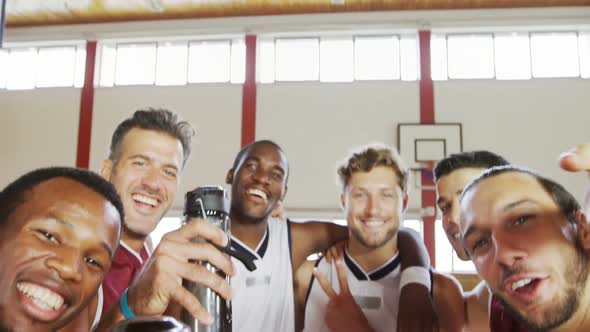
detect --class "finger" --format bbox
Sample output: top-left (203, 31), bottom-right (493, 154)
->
top-left (312, 267), bottom-right (337, 299)
top-left (178, 262), bottom-right (234, 301)
top-left (156, 239), bottom-right (234, 276)
top-left (334, 258), bottom-right (350, 294)
top-left (167, 218), bottom-right (229, 247)
top-left (168, 282), bottom-right (214, 325)
top-left (559, 143), bottom-right (590, 172)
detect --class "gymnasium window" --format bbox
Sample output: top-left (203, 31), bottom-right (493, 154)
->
top-left (0, 44), bottom-right (86, 90)
top-left (581, 32), bottom-right (590, 79)
top-left (494, 33), bottom-right (532, 80)
top-left (447, 34), bottom-right (495, 79)
top-left (155, 41), bottom-right (189, 86)
top-left (434, 220), bottom-right (476, 273)
top-left (430, 30), bottom-right (589, 80)
top-left (115, 43), bottom-right (158, 85)
top-left (150, 217), bottom-right (183, 247)
top-left (97, 38), bottom-right (245, 87)
top-left (531, 32), bottom-right (580, 78)
top-left (258, 34), bottom-right (418, 83)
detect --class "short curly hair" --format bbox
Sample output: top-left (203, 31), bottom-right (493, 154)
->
top-left (338, 143), bottom-right (408, 194)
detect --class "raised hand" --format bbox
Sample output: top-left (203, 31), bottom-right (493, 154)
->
top-left (559, 143), bottom-right (590, 215)
top-left (126, 218), bottom-right (234, 324)
top-left (559, 143), bottom-right (590, 172)
top-left (324, 240), bottom-right (346, 264)
top-left (312, 258), bottom-right (374, 332)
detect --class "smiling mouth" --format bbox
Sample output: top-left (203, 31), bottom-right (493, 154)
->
top-left (132, 194), bottom-right (160, 208)
top-left (504, 277), bottom-right (543, 302)
top-left (17, 282), bottom-right (65, 310)
top-left (364, 220), bottom-right (385, 228)
top-left (247, 188), bottom-right (268, 203)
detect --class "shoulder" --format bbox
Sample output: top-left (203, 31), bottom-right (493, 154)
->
top-left (464, 280), bottom-right (491, 332)
top-left (432, 272), bottom-right (467, 332)
top-left (465, 280), bottom-right (490, 314)
top-left (433, 271), bottom-right (464, 297)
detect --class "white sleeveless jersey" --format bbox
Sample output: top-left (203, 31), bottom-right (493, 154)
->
top-left (304, 249), bottom-right (402, 332)
top-left (231, 218), bottom-right (295, 332)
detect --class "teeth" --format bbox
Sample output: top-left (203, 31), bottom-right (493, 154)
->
top-left (17, 282), bottom-right (64, 311)
top-left (132, 194), bottom-right (158, 207)
top-left (511, 278), bottom-right (533, 291)
top-left (247, 189), bottom-right (268, 202)
top-left (365, 221), bottom-right (384, 227)
top-left (453, 233), bottom-right (461, 239)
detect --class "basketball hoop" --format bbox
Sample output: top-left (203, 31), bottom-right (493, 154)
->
top-left (409, 160), bottom-right (437, 189)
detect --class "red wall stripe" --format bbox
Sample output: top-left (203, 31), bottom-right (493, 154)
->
top-left (241, 35), bottom-right (257, 147)
top-left (76, 40), bottom-right (97, 169)
top-left (418, 30), bottom-right (437, 266)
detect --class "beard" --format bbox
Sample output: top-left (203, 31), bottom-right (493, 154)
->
top-left (498, 242), bottom-right (589, 332)
top-left (350, 224), bottom-right (398, 249)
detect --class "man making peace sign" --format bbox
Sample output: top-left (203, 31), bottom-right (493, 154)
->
top-left (296, 144), bottom-right (466, 332)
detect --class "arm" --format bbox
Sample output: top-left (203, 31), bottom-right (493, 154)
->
top-left (398, 226), bottom-right (430, 269)
top-left (432, 272), bottom-right (467, 332)
top-left (397, 227), bottom-right (438, 332)
top-left (94, 220), bottom-right (234, 331)
top-left (464, 281), bottom-right (491, 332)
top-left (290, 221), bottom-right (348, 271)
top-left (294, 260), bottom-right (317, 332)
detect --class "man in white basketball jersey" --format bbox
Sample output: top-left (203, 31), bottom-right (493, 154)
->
top-left (296, 144), bottom-right (465, 332)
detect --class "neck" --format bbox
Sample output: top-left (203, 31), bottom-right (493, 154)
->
top-left (346, 235), bottom-right (398, 272)
top-left (553, 281), bottom-right (590, 332)
top-left (230, 209), bottom-right (269, 250)
top-left (121, 228), bottom-right (147, 253)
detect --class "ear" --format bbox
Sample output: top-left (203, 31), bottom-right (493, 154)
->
top-left (401, 193), bottom-right (409, 213)
top-left (576, 210), bottom-right (590, 250)
top-left (280, 184), bottom-right (288, 201)
top-left (225, 169), bottom-right (234, 185)
top-left (99, 159), bottom-right (114, 181)
top-left (340, 192), bottom-right (346, 211)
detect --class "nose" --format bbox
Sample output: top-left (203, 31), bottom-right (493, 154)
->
top-left (252, 168), bottom-right (271, 185)
top-left (447, 198), bottom-right (461, 227)
top-left (46, 250), bottom-right (83, 283)
top-left (365, 195), bottom-right (382, 217)
top-left (141, 166), bottom-right (163, 192)
top-left (493, 231), bottom-right (527, 271)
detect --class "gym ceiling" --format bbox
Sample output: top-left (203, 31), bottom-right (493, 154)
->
top-left (5, 0), bottom-right (590, 27)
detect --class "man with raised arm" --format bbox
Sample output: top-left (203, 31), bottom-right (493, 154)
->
top-left (459, 143), bottom-right (590, 332)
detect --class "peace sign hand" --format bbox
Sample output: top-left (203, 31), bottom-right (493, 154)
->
top-left (312, 258), bottom-right (375, 332)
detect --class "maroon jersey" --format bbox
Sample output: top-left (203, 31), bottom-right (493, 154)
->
top-left (101, 241), bottom-right (150, 314)
top-left (489, 295), bottom-right (530, 332)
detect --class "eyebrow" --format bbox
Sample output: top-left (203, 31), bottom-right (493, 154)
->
top-left (48, 215), bottom-right (114, 257)
top-left (436, 190), bottom-right (463, 206)
top-left (501, 199), bottom-right (538, 212)
top-left (244, 156), bottom-right (285, 175)
top-left (48, 215), bottom-right (73, 228)
top-left (129, 154), bottom-right (179, 172)
top-left (462, 224), bottom-right (480, 245)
